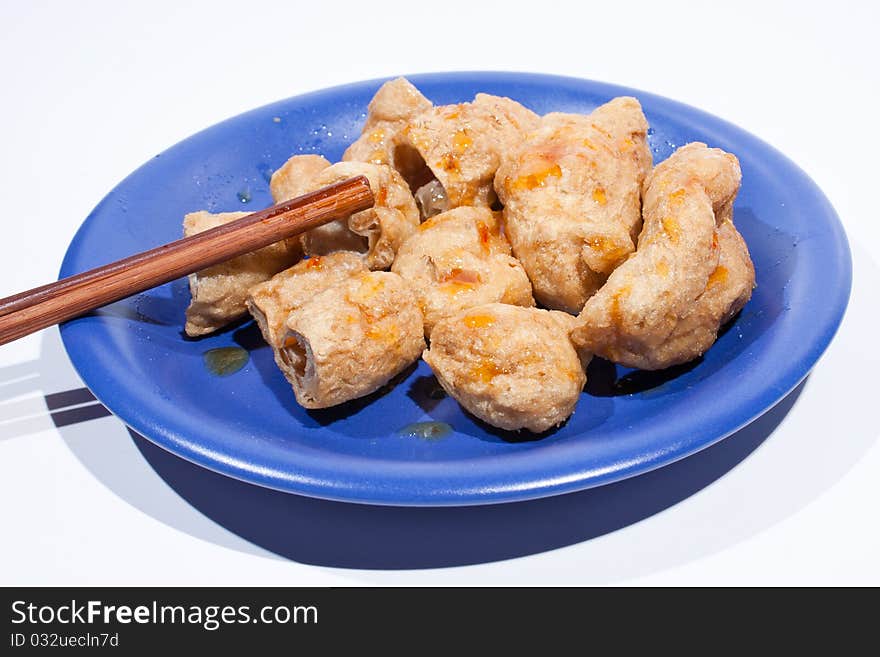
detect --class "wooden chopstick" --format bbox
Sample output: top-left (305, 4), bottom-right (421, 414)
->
top-left (0, 176), bottom-right (374, 346)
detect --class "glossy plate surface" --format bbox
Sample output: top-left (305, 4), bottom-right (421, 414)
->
top-left (59, 72), bottom-right (851, 505)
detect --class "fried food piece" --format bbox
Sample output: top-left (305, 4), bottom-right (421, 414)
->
top-left (293, 161), bottom-right (421, 270)
top-left (269, 154), bottom-right (332, 203)
top-left (342, 77), bottom-right (433, 184)
top-left (391, 207), bottom-right (534, 338)
top-left (570, 142), bottom-right (749, 369)
top-left (183, 210), bottom-right (303, 337)
top-left (280, 271), bottom-right (425, 408)
top-left (395, 94), bottom-right (540, 212)
top-left (495, 97), bottom-right (652, 314)
top-left (424, 304), bottom-right (587, 433)
top-left (246, 251), bottom-right (368, 347)
top-left (658, 220), bottom-right (755, 363)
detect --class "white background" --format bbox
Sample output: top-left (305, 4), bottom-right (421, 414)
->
top-left (0, 0), bottom-right (877, 585)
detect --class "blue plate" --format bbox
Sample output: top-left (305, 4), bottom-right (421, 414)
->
top-left (59, 72), bottom-right (851, 506)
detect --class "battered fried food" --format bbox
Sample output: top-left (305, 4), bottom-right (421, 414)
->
top-left (391, 207), bottom-right (534, 337)
top-left (183, 210), bottom-right (303, 337)
top-left (246, 251), bottom-right (368, 347)
top-left (269, 154), bottom-right (332, 203)
top-left (395, 93), bottom-right (540, 213)
top-left (657, 219), bottom-right (755, 364)
top-left (494, 97), bottom-right (652, 314)
top-left (424, 304), bottom-right (588, 433)
top-left (570, 142), bottom-right (752, 369)
top-left (271, 157), bottom-right (421, 270)
top-left (281, 271), bottom-right (425, 408)
top-left (342, 77), bottom-right (433, 184)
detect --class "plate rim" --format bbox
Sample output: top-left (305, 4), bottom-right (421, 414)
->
top-left (58, 71), bottom-right (853, 506)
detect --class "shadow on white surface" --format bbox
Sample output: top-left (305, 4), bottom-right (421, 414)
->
top-left (1, 246), bottom-right (873, 579)
top-left (0, 331), bottom-right (278, 560)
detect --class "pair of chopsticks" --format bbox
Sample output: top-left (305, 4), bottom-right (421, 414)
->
top-left (0, 176), bottom-right (374, 346)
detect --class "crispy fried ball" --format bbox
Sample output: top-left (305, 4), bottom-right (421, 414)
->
top-left (395, 93), bottom-right (540, 211)
top-left (271, 157), bottom-right (420, 270)
top-left (495, 97), bottom-right (652, 314)
top-left (570, 142), bottom-right (752, 369)
top-left (424, 304), bottom-right (587, 433)
top-left (280, 271), bottom-right (425, 408)
top-left (246, 251), bottom-right (368, 347)
top-left (391, 207), bottom-right (534, 337)
top-left (183, 210), bottom-right (302, 337)
top-left (342, 77), bottom-right (433, 184)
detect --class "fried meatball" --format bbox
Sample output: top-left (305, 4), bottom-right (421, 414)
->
top-left (269, 154), bottom-right (332, 203)
top-left (392, 207), bottom-right (533, 337)
top-left (183, 210), bottom-right (302, 336)
top-left (246, 251), bottom-right (368, 347)
top-left (395, 93), bottom-right (540, 211)
top-left (342, 77), bottom-right (433, 184)
top-left (280, 271), bottom-right (425, 408)
top-left (272, 159), bottom-right (420, 270)
top-left (424, 304), bottom-right (587, 433)
top-left (570, 142), bottom-right (749, 369)
top-left (495, 97), bottom-right (652, 314)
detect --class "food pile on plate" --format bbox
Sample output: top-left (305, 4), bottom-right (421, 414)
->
top-left (183, 78), bottom-right (754, 433)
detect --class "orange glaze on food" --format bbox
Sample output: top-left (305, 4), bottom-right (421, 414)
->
top-left (661, 216), bottom-right (681, 244)
top-left (656, 259), bottom-right (670, 277)
top-left (305, 256), bottom-right (323, 270)
top-left (438, 153), bottom-right (461, 174)
top-left (512, 163), bottom-right (562, 191)
top-left (563, 368), bottom-right (580, 382)
top-left (438, 266), bottom-right (481, 295)
top-left (418, 214), bottom-right (441, 231)
top-left (368, 129), bottom-right (385, 143)
top-left (711, 231), bottom-right (720, 250)
top-left (582, 138), bottom-right (598, 151)
top-left (590, 123), bottom-right (612, 140)
top-left (476, 221), bottom-right (492, 254)
top-left (669, 188), bottom-right (687, 205)
top-left (462, 313), bottom-right (496, 329)
top-left (472, 359), bottom-right (504, 384)
top-left (457, 186), bottom-right (478, 206)
top-left (375, 185), bottom-right (388, 206)
top-left (620, 137), bottom-right (635, 152)
top-left (609, 285), bottom-right (631, 324)
top-left (585, 235), bottom-right (627, 262)
top-left (707, 265), bottom-right (729, 287)
top-left (592, 186), bottom-right (607, 205)
top-left (356, 272), bottom-right (386, 298)
top-left (439, 268), bottom-right (481, 285)
top-left (282, 335), bottom-right (298, 349)
top-left (452, 130), bottom-right (473, 153)
top-left (368, 149), bottom-right (388, 165)
top-left (441, 281), bottom-right (477, 295)
top-left (366, 322), bottom-right (399, 346)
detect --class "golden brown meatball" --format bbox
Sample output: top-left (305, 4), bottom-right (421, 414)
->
top-left (281, 271), bottom-right (425, 408)
top-left (297, 161), bottom-right (420, 270)
top-left (570, 142), bottom-right (749, 369)
top-left (183, 210), bottom-right (302, 337)
top-left (246, 251), bottom-right (368, 347)
top-left (391, 207), bottom-right (534, 337)
top-left (495, 97), bottom-right (652, 314)
top-left (424, 304), bottom-right (587, 433)
top-left (656, 220), bottom-right (755, 364)
top-left (269, 154), bottom-right (332, 203)
top-left (342, 77), bottom-right (433, 184)
top-left (395, 93), bottom-right (540, 211)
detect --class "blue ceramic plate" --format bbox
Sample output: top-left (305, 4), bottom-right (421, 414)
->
top-left (59, 72), bottom-right (851, 506)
